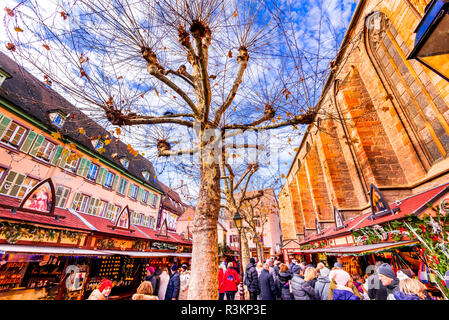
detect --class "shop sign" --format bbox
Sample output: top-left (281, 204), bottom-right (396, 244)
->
top-left (150, 241), bottom-right (178, 251)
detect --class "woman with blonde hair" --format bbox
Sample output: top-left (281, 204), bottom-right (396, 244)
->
top-left (394, 278), bottom-right (428, 300)
top-left (304, 267), bottom-right (318, 289)
top-left (132, 281), bottom-right (159, 300)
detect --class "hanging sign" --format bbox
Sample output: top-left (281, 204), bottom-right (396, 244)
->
top-left (369, 184), bottom-right (393, 219)
top-left (334, 206), bottom-right (346, 230)
top-left (108, 205), bottom-right (134, 233)
top-left (18, 178), bottom-right (64, 219)
top-left (150, 241), bottom-right (178, 251)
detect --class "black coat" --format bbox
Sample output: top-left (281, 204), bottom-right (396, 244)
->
top-left (245, 263), bottom-right (260, 293)
top-left (258, 269), bottom-right (276, 300)
top-left (275, 271), bottom-right (293, 300)
top-left (164, 271), bottom-right (180, 300)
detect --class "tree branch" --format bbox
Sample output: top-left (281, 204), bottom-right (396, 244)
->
top-left (224, 111), bottom-right (314, 131)
top-left (213, 47), bottom-right (249, 126)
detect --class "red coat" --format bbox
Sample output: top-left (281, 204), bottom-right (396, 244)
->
top-left (221, 268), bottom-right (240, 292)
top-left (218, 268), bottom-right (226, 293)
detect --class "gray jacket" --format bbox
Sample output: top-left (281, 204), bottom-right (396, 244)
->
top-left (314, 274), bottom-right (331, 300)
top-left (290, 274), bottom-right (316, 300)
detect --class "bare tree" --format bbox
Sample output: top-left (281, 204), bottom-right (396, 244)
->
top-left (3, 0), bottom-right (346, 299)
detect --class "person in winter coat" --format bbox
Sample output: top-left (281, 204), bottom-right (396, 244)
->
top-left (366, 262), bottom-right (388, 300)
top-left (273, 260), bottom-right (281, 278)
top-left (132, 281), bottom-right (159, 300)
top-left (245, 258), bottom-right (260, 300)
top-left (290, 265), bottom-right (316, 300)
top-left (158, 268), bottom-right (170, 300)
top-left (274, 264), bottom-right (293, 300)
top-left (256, 262), bottom-right (264, 277)
top-left (332, 269), bottom-right (360, 300)
top-left (178, 264), bottom-right (191, 300)
top-left (258, 263), bottom-right (276, 300)
top-left (304, 267), bottom-right (317, 289)
top-left (393, 278), bottom-right (428, 300)
top-left (378, 263), bottom-right (400, 300)
top-left (222, 262), bottom-right (240, 300)
top-left (314, 267), bottom-right (331, 300)
top-left (164, 264), bottom-right (180, 300)
top-left (144, 266), bottom-right (160, 297)
top-left (218, 263), bottom-right (226, 300)
top-left (87, 278), bottom-right (112, 300)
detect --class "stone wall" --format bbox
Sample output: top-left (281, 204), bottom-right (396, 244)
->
top-left (279, 0), bottom-right (449, 245)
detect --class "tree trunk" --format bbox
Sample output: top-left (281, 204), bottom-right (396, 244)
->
top-left (241, 232), bottom-right (250, 272)
top-left (188, 161), bottom-right (221, 299)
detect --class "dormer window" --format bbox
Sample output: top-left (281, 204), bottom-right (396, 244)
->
top-left (120, 157), bottom-right (129, 169)
top-left (92, 139), bottom-right (104, 151)
top-left (0, 68), bottom-right (12, 87)
top-left (49, 112), bottom-right (66, 128)
top-left (142, 170), bottom-right (151, 181)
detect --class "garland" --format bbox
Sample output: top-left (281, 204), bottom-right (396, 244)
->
top-left (0, 221), bottom-right (66, 244)
top-left (96, 238), bottom-right (115, 249)
top-left (300, 240), bottom-right (327, 251)
top-left (132, 239), bottom-right (147, 251)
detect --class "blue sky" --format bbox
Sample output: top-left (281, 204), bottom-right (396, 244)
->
top-left (1, 0), bottom-right (358, 202)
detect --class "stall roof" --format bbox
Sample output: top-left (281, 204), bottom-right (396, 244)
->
top-left (295, 240), bottom-right (419, 255)
top-left (0, 244), bottom-right (111, 256)
top-left (299, 182), bottom-right (449, 245)
top-left (98, 250), bottom-right (192, 258)
top-left (0, 195), bottom-right (93, 232)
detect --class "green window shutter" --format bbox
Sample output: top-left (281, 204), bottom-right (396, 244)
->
top-left (87, 198), bottom-right (96, 214)
top-left (50, 146), bottom-right (64, 166)
top-left (76, 158), bottom-right (91, 178)
top-left (29, 135), bottom-right (45, 157)
top-left (0, 171), bottom-right (17, 195)
top-left (19, 131), bottom-right (37, 153)
top-left (98, 167), bottom-right (107, 185)
top-left (112, 174), bottom-right (119, 191)
top-left (58, 149), bottom-right (70, 168)
top-left (0, 116), bottom-right (12, 138)
top-left (71, 192), bottom-right (81, 210)
top-left (137, 188), bottom-right (143, 202)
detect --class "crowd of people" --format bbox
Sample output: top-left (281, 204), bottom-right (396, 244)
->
top-left (218, 256), bottom-right (434, 300)
top-left (87, 262), bottom-right (191, 300)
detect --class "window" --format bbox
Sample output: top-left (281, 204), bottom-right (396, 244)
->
top-left (1, 122), bottom-right (27, 147)
top-left (92, 139), bottom-right (104, 151)
top-left (141, 190), bottom-right (149, 204)
top-left (72, 194), bottom-right (90, 213)
top-left (230, 235), bottom-right (239, 243)
top-left (112, 205), bottom-right (121, 221)
top-left (104, 171), bottom-right (115, 188)
top-left (149, 216), bottom-right (155, 229)
top-left (255, 219), bottom-right (261, 227)
top-left (17, 177), bottom-right (39, 199)
top-left (120, 157), bottom-right (129, 169)
top-left (87, 163), bottom-right (99, 181)
top-left (117, 178), bottom-right (128, 195)
top-left (132, 212), bottom-right (143, 225)
top-left (142, 170), bottom-right (150, 181)
top-left (0, 171), bottom-right (38, 199)
top-left (128, 184), bottom-right (138, 200)
top-left (64, 154), bottom-right (80, 173)
top-left (55, 186), bottom-right (70, 208)
top-left (49, 112), bottom-right (65, 128)
top-left (35, 139), bottom-right (56, 162)
top-left (97, 200), bottom-right (108, 217)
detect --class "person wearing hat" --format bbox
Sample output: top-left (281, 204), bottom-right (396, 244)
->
top-left (290, 264), bottom-right (316, 300)
top-left (378, 263), bottom-right (400, 300)
top-left (144, 266), bottom-right (160, 297)
top-left (87, 278), bottom-right (112, 300)
top-left (244, 257), bottom-right (260, 300)
top-left (164, 263), bottom-right (180, 300)
top-left (314, 266), bottom-right (331, 300)
top-left (331, 269), bottom-right (360, 300)
top-left (178, 264), bottom-right (191, 300)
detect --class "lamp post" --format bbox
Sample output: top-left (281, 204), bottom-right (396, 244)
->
top-left (233, 212), bottom-right (245, 300)
top-left (408, 0), bottom-right (449, 81)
